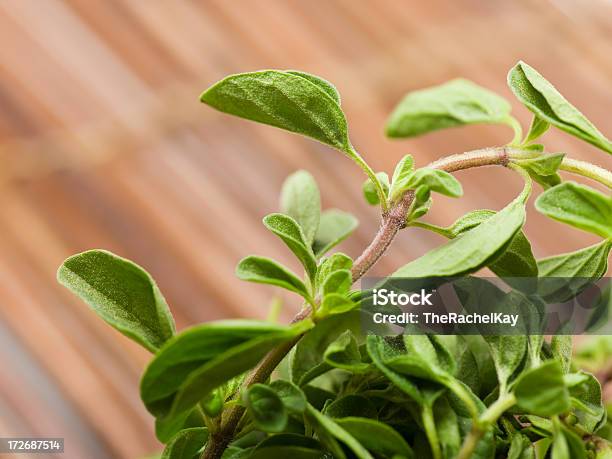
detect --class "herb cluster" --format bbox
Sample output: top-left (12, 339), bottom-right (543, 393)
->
top-left (58, 61), bottom-right (612, 459)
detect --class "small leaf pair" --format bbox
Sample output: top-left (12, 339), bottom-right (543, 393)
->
top-left (237, 170), bottom-right (358, 303)
top-left (244, 380), bottom-right (306, 433)
top-left (362, 153), bottom-right (462, 219)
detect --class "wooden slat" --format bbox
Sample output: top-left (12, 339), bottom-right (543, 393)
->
top-left (0, 1), bottom-right (610, 457)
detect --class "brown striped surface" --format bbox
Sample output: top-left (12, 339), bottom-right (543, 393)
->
top-left (0, 1), bottom-right (611, 457)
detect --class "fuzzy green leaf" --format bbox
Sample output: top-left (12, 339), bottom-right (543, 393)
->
top-left (393, 199), bottom-right (526, 278)
top-left (391, 167), bottom-right (463, 202)
top-left (305, 404), bottom-right (374, 459)
top-left (508, 434), bottom-right (535, 459)
top-left (141, 319), bottom-right (313, 422)
top-left (324, 330), bottom-right (369, 372)
top-left (569, 371), bottom-right (606, 433)
top-left (236, 256), bottom-right (310, 299)
top-left (312, 210), bottom-right (358, 257)
top-left (324, 395), bottom-right (378, 419)
top-left (263, 213), bottom-right (317, 278)
top-left (431, 209), bottom-right (538, 284)
top-left (551, 422), bottom-right (587, 459)
top-left (319, 293), bottom-right (356, 317)
top-left (514, 361), bottom-right (570, 416)
top-left (244, 384), bottom-right (288, 432)
top-left (551, 335), bottom-right (573, 374)
top-left (292, 311), bottom-right (361, 386)
top-left (537, 240), bottom-right (611, 278)
top-left (514, 153), bottom-right (565, 177)
top-left (335, 417), bottom-right (414, 458)
top-left (57, 249), bottom-right (175, 353)
top-left (285, 71), bottom-right (341, 105)
top-left (362, 172), bottom-right (389, 205)
top-left (201, 70), bottom-right (350, 151)
top-left (269, 380), bottom-right (307, 414)
top-left (535, 182), bottom-right (612, 238)
top-left (280, 170), bottom-right (321, 245)
top-left (508, 61), bottom-right (612, 154)
top-left (388, 154), bottom-right (415, 199)
top-left (322, 269), bottom-right (351, 296)
top-left (386, 79), bottom-right (514, 138)
top-left (524, 116), bottom-right (550, 144)
top-left (161, 427), bottom-right (207, 459)
top-left (315, 253), bottom-right (353, 289)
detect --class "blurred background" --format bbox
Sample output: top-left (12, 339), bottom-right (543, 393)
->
top-left (0, 0), bottom-right (610, 457)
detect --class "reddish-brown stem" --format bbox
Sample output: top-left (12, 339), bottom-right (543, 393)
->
top-left (202, 146), bottom-right (511, 459)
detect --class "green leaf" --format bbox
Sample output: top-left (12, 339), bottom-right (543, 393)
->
top-left (323, 330), bottom-right (369, 372)
top-left (434, 397), bottom-right (461, 459)
top-left (292, 311), bottom-right (361, 386)
top-left (385, 335), bottom-right (456, 382)
top-left (315, 253), bottom-right (353, 289)
top-left (161, 428), bottom-right (207, 459)
top-left (280, 170), bottom-right (321, 245)
top-left (324, 395), bottom-right (378, 419)
top-left (322, 269), bottom-right (351, 296)
top-left (524, 116), bottom-right (550, 144)
top-left (388, 154), bottom-right (415, 200)
top-left (569, 371), bottom-right (606, 433)
top-left (508, 61), bottom-right (612, 154)
top-left (155, 408), bottom-right (206, 443)
top-left (421, 209), bottom-right (538, 283)
top-left (236, 256), bottom-right (310, 299)
top-left (537, 240), bottom-right (611, 278)
top-left (551, 335), bottom-right (573, 374)
top-left (407, 185), bottom-right (433, 222)
top-left (391, 167), bottom-right (463, 202)
top-left (244, 384), bottom-right (288, 432)
top-left (269, 380), bottom-right (307, 414)
top-left (551, 421), bottom-right (587, 459)
top-left (141, 319), bottom-right (313, 422)
top-left (393, 199), bottom-right (526, 278)
top-left (57, 249), bottom-right (175, 353)
top-left (489, 230), bottom-right (539, 284)
top-left (312, 210), bottom-right (358, 257)
top-left (305, 404), bottom-right (374, 459)
top-left (319, 293), bottom-right (356, 317)
top-left (285, 71), bottom-right (341, 105)
top-left (200, 70), bottom-right (350, 151)
top-left (485, 334), bottom-right (527, 394)
top-left (508, 434), bottom-right (535, 459)
top-left (386, 79), bottom-right (514, 138)
top-left (366, 335), bottom-right (444, 406)
top-left (362, 172), bottom-right (389, 205)
top-left (248, 446), bottom-right (324, 459)
top-left (335, 417), bottom-right (414, 459)
top-left (514, 153), bottom-right (565, 177)
top-left (535, 182), bottom-right (612, 238)
top-left (513, 361), bottom-right (570, 416)
top-left (263, 213), bottom-right (317, 278)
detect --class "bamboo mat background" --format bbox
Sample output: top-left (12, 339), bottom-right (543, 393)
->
top-left (0, 1), bottom-right (611, 458)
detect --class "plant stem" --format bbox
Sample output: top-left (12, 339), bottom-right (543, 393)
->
top-left (348, 145), bottom-right (389, 212)
top-left (352, 146), bottom-right (511, 279)
top-left (456, 393), bottom-right (516, 459)
top-left (422, 404), bottom-right (442, 459)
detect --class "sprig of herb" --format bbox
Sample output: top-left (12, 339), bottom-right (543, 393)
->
top-left (58, 63), bottom-right (612, 459)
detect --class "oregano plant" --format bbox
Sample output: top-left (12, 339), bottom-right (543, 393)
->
top-left (58, 62), bottom-right (612, 459)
